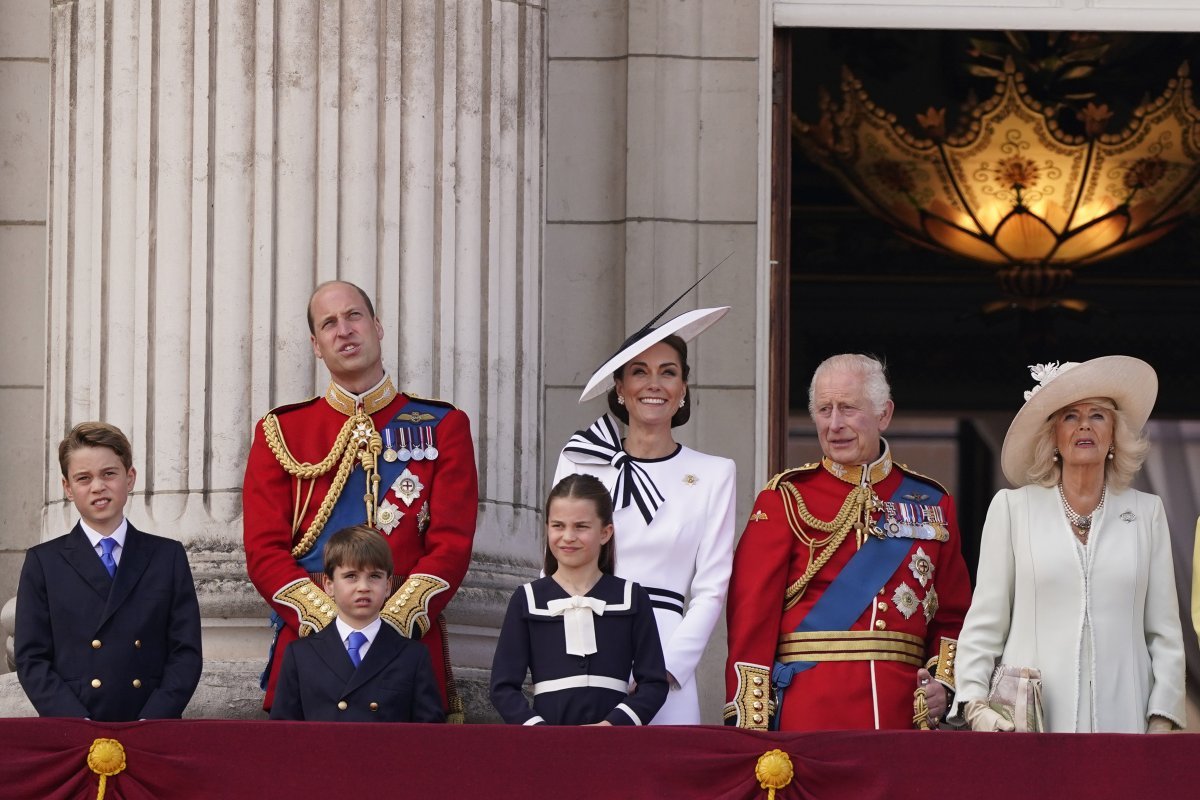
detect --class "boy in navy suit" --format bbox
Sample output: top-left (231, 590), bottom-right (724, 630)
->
top-left (15, 422), bottom-right (202, 721)
top-left (269, 525), bottom-right (444, 722)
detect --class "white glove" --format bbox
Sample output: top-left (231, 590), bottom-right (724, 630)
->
top-left (964, 700), bottom-right (1015, 732)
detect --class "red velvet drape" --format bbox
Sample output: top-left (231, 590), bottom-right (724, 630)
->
top-left (0, 718), bottom-right (1193, 800)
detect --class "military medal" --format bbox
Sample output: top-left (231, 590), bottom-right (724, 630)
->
top-left (376, 499), bottom-right (403, 535)
top-left (396, 428), bottom-right (412, 461)
top-left (392, 468), bottom-right (425, 506)
top-left (423, 427), bottom-right (439, 460)
top-left (382, 427), bottom-right (398, 463)
top-left (410, 427), bottom-right (426, 461)
top-left (417, 501), bottom-right (431, 535)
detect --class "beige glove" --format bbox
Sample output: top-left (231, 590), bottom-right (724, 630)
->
top-left (964, 700), bottom-right (1016, 732)
top-left (1147, 715), bottom-right (1175, 733)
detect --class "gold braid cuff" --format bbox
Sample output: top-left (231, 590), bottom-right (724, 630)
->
top-left (724, 662), bottom-right (773, 730)
top-left (931, 637), bottom-right (958, 690)
top-left (380, 573), bottom-right (450, 638)
top-left (272, 578), bottom-right (337, 636)
top-left (262, 411), bottom-right (383, 559)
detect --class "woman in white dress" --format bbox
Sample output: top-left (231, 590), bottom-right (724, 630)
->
top-left (555, 305), bottom-right (736, 724)
top-left (954, 356), bottom-right (1184, 733)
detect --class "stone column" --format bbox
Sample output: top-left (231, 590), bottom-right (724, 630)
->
top-left (1, 0), bottom-right (545, 719)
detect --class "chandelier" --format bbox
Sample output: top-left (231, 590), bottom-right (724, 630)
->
top-left (794, 59), bottom-right (1200, 308)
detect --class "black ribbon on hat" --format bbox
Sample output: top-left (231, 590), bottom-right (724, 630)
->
top-left (563, 414), bottom-right (666, 525)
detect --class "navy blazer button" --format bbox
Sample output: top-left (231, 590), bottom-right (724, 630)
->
top-left (337, 701), bottom-right (348, 711)
top-left (132, 679), bottom-right (142, 688)
top-left (91, 679), bottom-right (102, 688)
top-left (91, 640), bottom-right (102, 649)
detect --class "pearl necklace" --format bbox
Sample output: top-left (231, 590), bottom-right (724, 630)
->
top-left (1058, 482), bottom-right (1105, 535)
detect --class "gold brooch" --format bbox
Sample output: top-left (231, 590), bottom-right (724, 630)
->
top-left (683, 474), bottom-right (699, 485)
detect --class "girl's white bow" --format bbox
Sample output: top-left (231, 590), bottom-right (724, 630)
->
top-left (545, 595), bottom-right (607, 656)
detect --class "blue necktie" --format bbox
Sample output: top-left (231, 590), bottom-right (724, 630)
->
top-left (99, 538), bottom-right (118, 578)
top-left (346, 631), bottom-right (367, 668)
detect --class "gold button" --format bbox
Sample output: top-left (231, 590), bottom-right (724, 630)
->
top-left (948, 643), bottom-right (956, 652)
top-left (132, 679), bottom-right (142, 688)
top-left (91, 640), bottom-right (102, 649)
top-left (752, 714), bottom-right (763, 724)
top-left (370, 702), bottom-right (379, 711)
top-left (91, 679), bottom-right (102, 688)
top-left (134, 640), bottom-right (142, 648)
top-left (877, 602), bottom-right (888, 612)
top-left (752, 689), bottom-right (763, 698)
top-left (409, 580), bottom-right (419, 588)
top-left (752, 701), bottom-right (763, 711)
top-left (875, 619), bottom-right (886, 630)
top-left (337, 701), bottom-right (348, 711)
top-left (752, 676), bottom-right (763, 686)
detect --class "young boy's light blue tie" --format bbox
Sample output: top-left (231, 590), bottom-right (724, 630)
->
top-left (346, 631), bottom-right (367, 668)
top-left (99, 538), bottom-right (118, 578)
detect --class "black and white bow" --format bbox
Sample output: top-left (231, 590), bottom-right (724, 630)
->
top-left (562, 414), bottom-right (666, 525)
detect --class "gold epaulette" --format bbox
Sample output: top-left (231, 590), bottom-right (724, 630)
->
top-left (273, 578), bottom-right (337, 635)
top-left (895, 463), bottom-right (950, 496)
top-left (725, 662), bottom-right (773, 730)
top-left (260, 395), bottom-right (321, 422)
top-left (764, 463), bottom-right (820, 491)
top-left (380, 573), bottom-right (451, 638)
top-left (404, 393), bottom-right (458, 410)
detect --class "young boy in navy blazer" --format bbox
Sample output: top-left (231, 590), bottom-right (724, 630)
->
top-left (15, 422), bottom-right (203, 721)
top-left (269, 525), bottom-right (445, 722)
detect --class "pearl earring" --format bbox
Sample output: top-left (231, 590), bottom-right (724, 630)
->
top-left (617, 395), bottom-right (625, 406)
top-left (1107, 446), bottom-right (1115, 461)
top-left (1053, 448), bottom-right (1060, 462)
top-left (679, 396), bottom-right (686, 409)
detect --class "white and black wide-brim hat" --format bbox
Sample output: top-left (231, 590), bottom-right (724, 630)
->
top-left (1000, 356), bottom-right (1158, 486)
top-left (578, 306), bottom-right (730, 403)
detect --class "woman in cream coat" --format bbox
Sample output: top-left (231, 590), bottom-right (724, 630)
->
top-left (954, 357), bottom-right (1185, 733)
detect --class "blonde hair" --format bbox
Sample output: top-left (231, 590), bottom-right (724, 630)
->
top-left (1026, 397), bottom-right (1149, 491)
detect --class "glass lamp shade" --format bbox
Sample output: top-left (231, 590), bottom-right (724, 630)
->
top-left (795, 60), bottom-right (1200, 282)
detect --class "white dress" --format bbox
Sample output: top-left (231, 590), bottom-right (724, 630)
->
top-left (953, 484), bottom-right (1185, 732)
top-left (554, 442), bottom-right (736, 724)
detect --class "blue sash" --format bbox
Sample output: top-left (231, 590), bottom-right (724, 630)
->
top-left (295, 399), bottom-right (451, 572)
top-left (770, 474), bottom-right (943, 725)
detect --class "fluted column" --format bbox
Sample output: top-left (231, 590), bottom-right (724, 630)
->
top-left (42, 0), bottom-right (545, 718)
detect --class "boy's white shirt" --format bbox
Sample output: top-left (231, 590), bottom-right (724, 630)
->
top-left (79, 517), bottom-right (129, 565)
top-left (335, 616), bottom-right (382, 661)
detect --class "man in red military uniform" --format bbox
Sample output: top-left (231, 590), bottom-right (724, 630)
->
top-left (725, 354), bottom-right (971, 730)
top-left (243, 281), bottom-right (478, 719)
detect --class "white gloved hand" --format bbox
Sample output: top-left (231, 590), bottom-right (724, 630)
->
top-left (964, 700), bottom-right (1016, 732)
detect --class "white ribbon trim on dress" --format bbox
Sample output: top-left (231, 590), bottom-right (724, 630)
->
top-left (545, 595), bottom-right (607, 656)
top-left (562, 413), bottom-right (666, 525)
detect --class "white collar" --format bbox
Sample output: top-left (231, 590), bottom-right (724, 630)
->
top-left (335, 615), bottom-right (382, 644)
top-left (80, 517), bottom-right (129, 550)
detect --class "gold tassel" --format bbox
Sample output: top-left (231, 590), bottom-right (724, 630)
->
top-left (87, 738), bottom-right (126, 800)
top-left (755, 749), bottom-right (794, 799)
top-left (913, 686), bottom-right (931, 730)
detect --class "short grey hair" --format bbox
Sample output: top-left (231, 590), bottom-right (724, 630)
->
top-left (808, 353), bottom-right (892, 418)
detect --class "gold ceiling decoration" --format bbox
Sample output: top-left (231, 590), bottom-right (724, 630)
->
top-left (794, 59), bottom-right (1200, 308)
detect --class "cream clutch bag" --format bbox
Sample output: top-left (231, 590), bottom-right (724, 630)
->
top-left (987, 665), bottom-right (1045, 732)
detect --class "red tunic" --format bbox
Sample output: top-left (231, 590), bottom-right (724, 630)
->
top-left (243, 382), bottom-right (478, 711)
top-left (725, 444), bottom-right (971, 730)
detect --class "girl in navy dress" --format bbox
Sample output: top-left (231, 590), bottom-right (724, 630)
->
top-left (490, 474), bottom-right (668, 725)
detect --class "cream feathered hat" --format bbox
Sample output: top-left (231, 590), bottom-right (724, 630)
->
top-left (1000, 356), bottom-right (1158, 486)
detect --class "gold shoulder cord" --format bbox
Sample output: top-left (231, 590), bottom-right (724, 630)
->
top-left (261, 411), bottom-right (383, 559)
top-left (779, 482), bottom-right (873, 611)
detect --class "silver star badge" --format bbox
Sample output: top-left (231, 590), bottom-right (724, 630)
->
top-left (391, 468), bottom-right (424, 507)
top-left (376, 499), bottom-right (403, 535)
